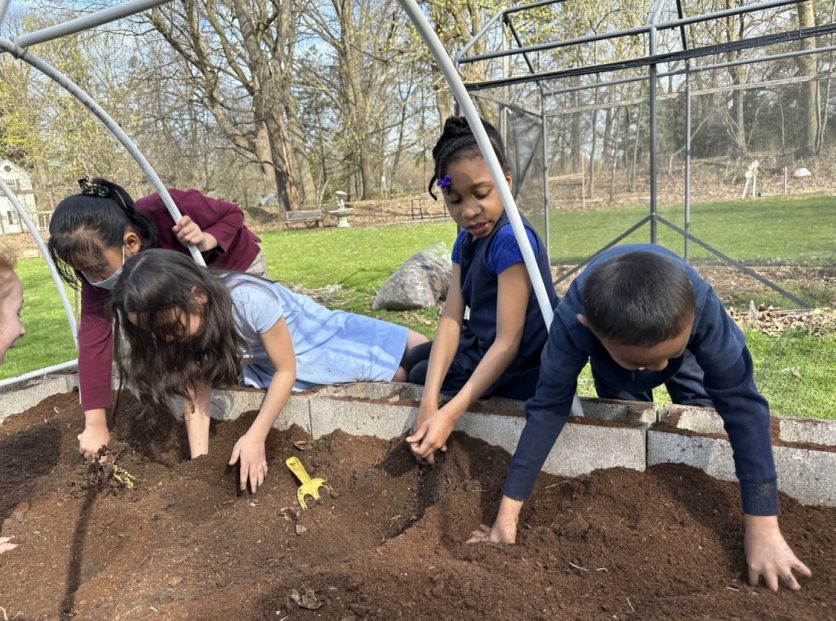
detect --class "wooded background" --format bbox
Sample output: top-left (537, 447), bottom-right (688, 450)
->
top-left (1, 0), bottom-right (834, 214)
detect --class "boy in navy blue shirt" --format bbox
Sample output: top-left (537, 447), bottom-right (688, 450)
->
top-left (469, 244), bottom-right (811, 592)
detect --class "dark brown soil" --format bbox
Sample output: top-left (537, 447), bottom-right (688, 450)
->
top-left (1, 392), bottom-right (834, 620)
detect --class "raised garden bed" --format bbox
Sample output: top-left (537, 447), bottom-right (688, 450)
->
top-left (0, 388), bottom-right (834, 620)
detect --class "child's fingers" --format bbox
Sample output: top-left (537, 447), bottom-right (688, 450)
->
top-left (466, 526), bottom-right (490, 544)
top-left (248, 463), bottom-right (267, 493)
top-left (781, 570), bottom-right (801, 591)
top-left (405, 423), bottom-right (428, 444)
top-left (794, 559), bottom-right (812, 578)
top-left (765, 571), bottom-right (779, 592)
top-left (752, 566), bottom-right (779, 592)
top-left (228, 445), bottom-right (241, 466)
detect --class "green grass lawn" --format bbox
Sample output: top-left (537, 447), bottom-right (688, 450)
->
top-left (2, 196), bottom-right (833, 418)
top-left (541, 195), bottom-right (836, 267)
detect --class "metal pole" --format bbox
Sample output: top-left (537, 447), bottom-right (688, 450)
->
top-left (0, 359), bottom-right (78, 390)
top-left (648, 26), bottom-right (658, 244)
top-left (14, 0), bottom-right (173, 49)
top-left (0, 37), bottom-right (205, 267)
top-left (0, 0), bottom-right (11, 31)
top-left (684, 61), bottom-right (692, 262)
top-left (541, 101), bottom-right (550, 259)
top-left (399, 0), bottom-right (555, 328)
top-left (0, 177), bottom-right (79, 347)
top-left (398, 0), bottom-right (583, 417)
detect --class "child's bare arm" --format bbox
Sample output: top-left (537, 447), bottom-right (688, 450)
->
top-left (467, 495), bottom-right (524, 544)
top-left (229, 317), bottom-right (296, 493)
top-left (184, 382), bottom-right (212, 458)
top-left (409, 264), bottom-right (530, 463)
top-left (407, 267), bottom-right (464, 462)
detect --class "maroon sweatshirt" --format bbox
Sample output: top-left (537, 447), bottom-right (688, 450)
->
top-left (77, 188), bottom-right (261, 411)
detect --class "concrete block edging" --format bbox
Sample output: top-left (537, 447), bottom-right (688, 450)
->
top-left (2, 378), bottom-right (834, 506)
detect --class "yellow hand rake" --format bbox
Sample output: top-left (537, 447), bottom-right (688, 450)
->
top-left (285, 456), bottom-right (333, 510)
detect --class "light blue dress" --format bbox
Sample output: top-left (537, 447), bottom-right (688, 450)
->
top-left (225, 274), bottom-right (408, 390)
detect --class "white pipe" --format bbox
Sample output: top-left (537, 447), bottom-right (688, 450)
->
top-left (0, 0), bottom-right (10, 31)
top-left (398, 0), bottom-right (583, 417)
top-left (0, 37), bottom-right (205, 266)
top-left (0, 177), bottom-right (79, 346)
top-left (0, 359), bottom-right (77, 390)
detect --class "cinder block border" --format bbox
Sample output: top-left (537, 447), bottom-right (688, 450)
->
top-left (648, 405), bottom-right (836, 507)
top-left (3, 376), bottom-right (834, 506)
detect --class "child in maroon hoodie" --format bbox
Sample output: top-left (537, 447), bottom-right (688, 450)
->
top-left (48, 177), bottom-right (265, 459)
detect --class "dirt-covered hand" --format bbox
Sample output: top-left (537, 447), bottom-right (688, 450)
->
top-left (405, 410), bottom-right (452, 465)
top-left (466, 518), bottom-right (517, 545)
top-left (78, 424), bottom-right (110, 461)
top-left (744, 514), bottom-right (811, 591)
top-left (228, 433), bottom-right (268, 493)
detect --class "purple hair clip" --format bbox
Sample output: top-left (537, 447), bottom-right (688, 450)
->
top-left (437, 175), bottom-right (452, 190)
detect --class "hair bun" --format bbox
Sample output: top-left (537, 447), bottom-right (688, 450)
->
top-left (442, 116), bottom-right (471, 137)
top-left (78, 177), bottom-right (111, 198)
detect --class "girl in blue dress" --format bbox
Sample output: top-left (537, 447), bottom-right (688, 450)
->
top-left (405, 116), bottom-right (557, 465)
top-left (111, 248), bottom-right (426, 493)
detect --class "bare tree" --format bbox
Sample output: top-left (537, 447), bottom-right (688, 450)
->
top-left (147, 0), bottom-right (310, 211)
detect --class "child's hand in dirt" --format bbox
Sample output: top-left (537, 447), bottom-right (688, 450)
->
top-left (405, 406), bottom-right (453, 466)
top-left (78, 424), bottom-right (110, 461)
top-left (228, 433), bottom-right (268, 493)
top-left (744, 514), bottom-right (811, 591)
top-left (467, 522), bottom-right (516, 545)
top-left (467, 496), bottom-right (523, 545)
top-left (0, 536), bottom-right (17, 555)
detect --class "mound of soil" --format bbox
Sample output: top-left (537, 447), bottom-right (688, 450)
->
top-left (0, 391), bottom-right (834, 620)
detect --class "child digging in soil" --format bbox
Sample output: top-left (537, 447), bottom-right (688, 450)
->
top-left (0, 244), bottom-right (25, 556)
top-left (48, 178), bottom-right (266, 461)
top-left (469, 244), bottom-right (812, 592)
top-left (405, 116), bottom-right (557, 465)
top-left (111, 248), bottom-right (427, 493)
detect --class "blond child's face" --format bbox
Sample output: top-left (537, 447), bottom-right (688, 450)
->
top-left (442, 156), bottom-right (512, 239)
top-left (0, 274), bottom-right (25, 364)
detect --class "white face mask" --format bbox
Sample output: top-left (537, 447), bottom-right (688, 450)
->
top-left (83, 246), bottom-right (125, 290)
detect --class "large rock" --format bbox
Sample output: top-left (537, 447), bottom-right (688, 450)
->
top-left (372, 241), bottom-right (451, 310)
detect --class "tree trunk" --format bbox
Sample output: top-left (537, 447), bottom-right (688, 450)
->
top-left (797, 0), bottom-right (820, 155)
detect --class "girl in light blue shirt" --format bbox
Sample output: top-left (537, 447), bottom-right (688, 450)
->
top-left (111, 249), bottom-right (426, 493)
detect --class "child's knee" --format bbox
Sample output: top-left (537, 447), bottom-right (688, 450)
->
top-left (407, 330), bottom-right (429, 349)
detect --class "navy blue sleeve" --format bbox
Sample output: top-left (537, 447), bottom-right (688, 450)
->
top-left (485, 225), bottom-right (539, 275)
top-left (503, 315), bottom-right (588, 500)
top-left (693, 293), bottom-right (778, 515)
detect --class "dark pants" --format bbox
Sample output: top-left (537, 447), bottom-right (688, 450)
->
top-left (592, 349), bottom-right (713, 407)
top-left (404, 340), bottom-right (539, 401)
